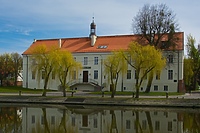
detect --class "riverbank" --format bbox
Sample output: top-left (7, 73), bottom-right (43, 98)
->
top-left (0, 93), bottom-right (200, 108)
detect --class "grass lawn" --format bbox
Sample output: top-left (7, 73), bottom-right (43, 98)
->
top-left (0, 86), bottom-right (55, 93)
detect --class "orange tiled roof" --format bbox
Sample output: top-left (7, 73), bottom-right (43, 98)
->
top-left (22, 32), bottom-right (184, 55)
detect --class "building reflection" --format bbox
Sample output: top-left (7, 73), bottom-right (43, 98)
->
top-left (20, 106), bottom-right (189, 133)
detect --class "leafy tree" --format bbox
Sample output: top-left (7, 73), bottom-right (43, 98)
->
top-left (54, 50), bottom-right (82, 97)
top-left (123, 42), bottom-right (166, 98)
top-left (0, 53), bottom-right (14, 86)
top-left (132, 3), bottom-right (179, 92)
top-left (186, 34), bottom-right (200, 90)
top-left (184, 58), bottom-right (194, 91)
top-left (11, 53), bottom-right (23, 86)
top-left (31, 45), bottom-right (58, 96)
top-left (104, 51), bottom-right (127, 98)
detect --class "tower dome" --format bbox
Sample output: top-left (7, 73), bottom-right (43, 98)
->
top-left (89, 17), bottom-right (97, 47)
top-left (90, 17), bottom-right (96, 36)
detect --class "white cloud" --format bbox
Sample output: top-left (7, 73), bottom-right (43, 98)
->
top-left (1, 0), bottom-right (200, 53)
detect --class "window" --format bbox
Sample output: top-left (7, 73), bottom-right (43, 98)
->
top-left (168, 54), bottom-right (173, 63)
top-left (126, 120), bottom-right (131, 129)
top-left (97, 45), bottom-right (107, 49)
top-left (156, 70), bottom-right (160, 80)
top-left (155, 121), bottom-right (160, 131)
top-left (94, 57), bottom-right (98, 65)
top-left (72, 71), bottom-right (76, 80)
top-left (84, 57), bottom-right (88, 65)
top-left (32, 71), bottom-right (36, 79)
top-left (41, 116), bottom-right (44, 125)
top-left (42, 71), bottom-right (45, 79)
top-left (168, 70), bottom-right (173, 80)
top-left (154, 112), bottom-right (158, 115)
top-left (94, 70), bottom-right (98, 79)
top-left (72, 117), bottom-right (75, 126)
top-left (142, 120), bottom-right (147, 130)
top-left (127, 70), bottom-right (131, 79)
top-left (51, 116), bottom-right (55, 124)
top-left (154, 85), bottom-right (158, 91)
top-left (164, 85), bottom-right (168, 91)
top-left (112, 72), bottom-right (116, 79)
top-left (32, 115), bottom-right (35, 124)
top-left (94, 118), bottom-right (97, 128)
top-left (74, 57), bottom-right (76, 61)
top-left (168, 121), bottom-right (172, 131)
top-left (135, 70), bottom-right (137, 79)
top-left (82, 115), bottom-right (88, 127)
top-left (52, 71), bottom-right (55, 79)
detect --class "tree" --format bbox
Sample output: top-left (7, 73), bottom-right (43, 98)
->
top-left (11, 53), bottom-right (23, 86)
top-left (132, 3), bottom-right (179, 92)
top-left (104, 51), bottom-right (127, 98)
top-left (0, 53), bottom-right (14, 86)
top-left (186, 34), bottom-right (200, 90)
top-left (31, 45), bottom-right (57, 96)
top-left (184, 58), bottom-right (194, 91)
top-left (123, 42), bottom-right (166, 98)
top-left (54, 50), bottom-right (82, 97)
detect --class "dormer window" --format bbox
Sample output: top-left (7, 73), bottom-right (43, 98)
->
top-left (97, 45), bottom-right (108, 49)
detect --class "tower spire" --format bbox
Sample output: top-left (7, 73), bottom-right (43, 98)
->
top-left (90, 17), bottom-right (96, 36)
top-left (90, 17), bottom-right (97, 47)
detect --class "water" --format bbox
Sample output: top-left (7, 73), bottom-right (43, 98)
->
top-left (0, 104), bottom-right (199, 133)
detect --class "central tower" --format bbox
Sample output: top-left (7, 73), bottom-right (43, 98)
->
top-left (90, 17), bottom-right (97, 47)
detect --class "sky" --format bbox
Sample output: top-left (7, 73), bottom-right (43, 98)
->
top-left (0, 0), bottom-right (200, 54)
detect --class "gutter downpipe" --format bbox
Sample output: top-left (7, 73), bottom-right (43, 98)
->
top-left (26, 55), bottom-right (28, 88)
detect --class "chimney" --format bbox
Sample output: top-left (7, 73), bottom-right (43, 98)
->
top-left (33, 39), bottom-right (37, 43)
top-left (59, 39), bottom-right (62, 48)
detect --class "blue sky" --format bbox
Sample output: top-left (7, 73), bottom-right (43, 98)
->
top-left (0, 0), bottom-right (200, 54)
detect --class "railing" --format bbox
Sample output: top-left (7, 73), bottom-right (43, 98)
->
top-left (67, 78), bottom-right (99, 87)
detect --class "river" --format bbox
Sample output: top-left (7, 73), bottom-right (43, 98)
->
top-left (0, 104), bottom-right (199, 133)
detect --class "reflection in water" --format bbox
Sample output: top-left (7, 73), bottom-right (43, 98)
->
top-left (0, 107), bottom-right (22, 132)
top-left (0, 105), bottom-right (199, 133)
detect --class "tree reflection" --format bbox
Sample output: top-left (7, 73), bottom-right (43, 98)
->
top-left (0, 107), bottom-right (22, 132)
top-left (110, 110), bottom-right (118, 133)
top-left (30, 108), bottom-right (78, 133)
top-left (183, 112), bottom-right (200, 133)
top-left (145, 111), bottom-right (153, 133)
top-left (42, 108), bottom-right (50, 133)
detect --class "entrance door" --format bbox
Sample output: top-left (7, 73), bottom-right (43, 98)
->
top-left (83, 71), bottom-right (88, 82)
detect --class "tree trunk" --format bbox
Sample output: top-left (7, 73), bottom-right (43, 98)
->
top-left (111, 84), bottom-right (115, 98)
top-left (42, 77), bottom-right (48, 96)
top-left (135, 86), bottom-right (139, 98)
top-left (135, 78), bottom-right (140, 98)
top-left (145, 73), bottom-right (153, 93)
top-left (62, 86), bottom-right (66, 97)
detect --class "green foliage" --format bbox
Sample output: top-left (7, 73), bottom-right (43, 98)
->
top-left (0, 53), bottom-right (22, 86)
top-left (53, 50), bottom-right (82, 97)
top-left (186, 34), bottom-right (200, 90)
top-left (104, 51), bottom-right (127, 98)
top-left (31, 44), bottom-right (58, 96)
top-left (124, 42), bottom-right (166, 98)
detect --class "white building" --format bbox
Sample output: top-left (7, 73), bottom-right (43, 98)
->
top-left (22, 20), bottom-right (184, 92)
top-left (21, 107), bottom-right (183, 133)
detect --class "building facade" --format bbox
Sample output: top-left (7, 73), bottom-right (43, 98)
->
top-left (22, 21), bottom-right (184, 92)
